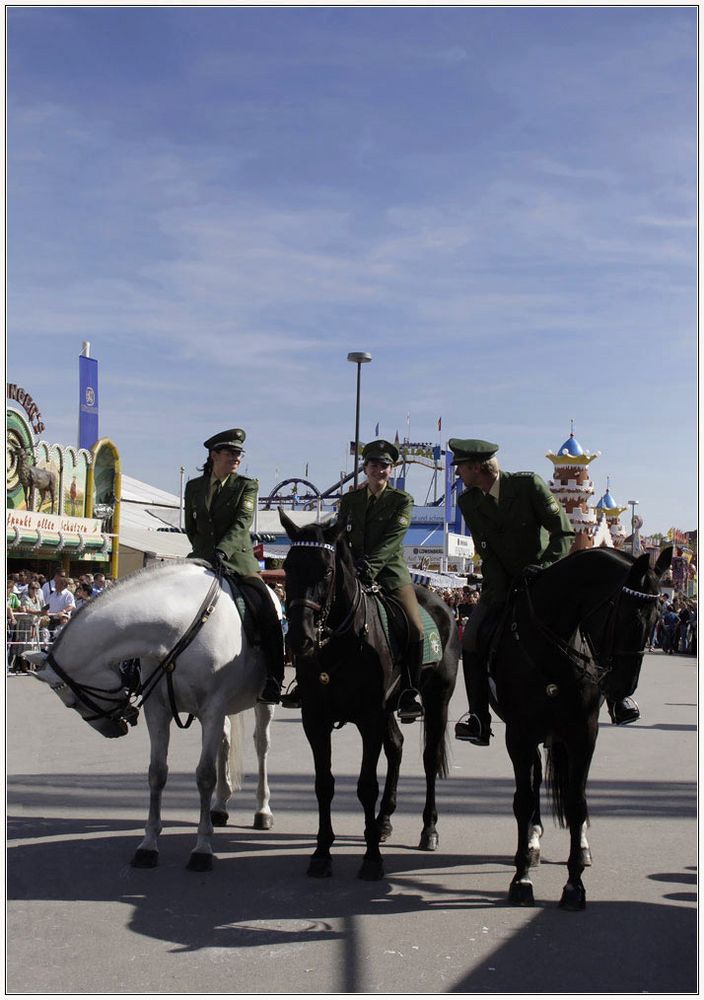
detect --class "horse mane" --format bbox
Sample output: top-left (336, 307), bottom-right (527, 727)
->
top-left (52, 559), bottom-right (209, 651)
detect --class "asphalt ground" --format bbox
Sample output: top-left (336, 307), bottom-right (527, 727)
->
top-left (5, 650), bottom-right (698, 995)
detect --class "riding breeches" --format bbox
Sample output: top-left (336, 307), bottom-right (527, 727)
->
top-left (460, 599), bottom-right (492, 654)
top-left (390, 584), bottom-right (424, 644)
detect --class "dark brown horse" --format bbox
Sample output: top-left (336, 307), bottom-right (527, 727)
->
top-left (492, 545), bottom-right (672, 910)
top-left (279, 510), bottom-right (459, 880)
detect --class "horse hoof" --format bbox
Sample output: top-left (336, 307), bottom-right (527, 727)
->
top-left (130, 849), bottom-right (158, 869)
top-left (253, 812), bottom-right (273, 831)
top-left (186, 852), bottom-right (213, 872)
top-left (559, 882), bottom-right (586, 911)
top-left (307, 857), bottom-right (332, 878)
top-left (527, 847), bottom-right (541, 868)
top-left (210, 809), bottom-right (229, 827)
top-left (580, 847), bottom-right (592, 867)
top-left (377, 818), bottom-right (393, 842)
top-left (419, 830), bottom-right (439, 852)
top-left (508, 879), bottom-right (535, 906)
top-left (358, 859), bottom-right (384, 881)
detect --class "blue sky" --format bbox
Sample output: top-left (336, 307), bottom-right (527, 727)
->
top-left (7, 7), bottom-right (697, 534)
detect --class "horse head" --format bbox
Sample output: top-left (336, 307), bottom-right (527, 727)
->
top-left (615, 545), bottom-right (673, 651)
top-left (580, 546), bottom-right (673, 692)
top-left (279, 508), bottom-right (346, 656)
top-left (25, 648), bottom-right (140, 739)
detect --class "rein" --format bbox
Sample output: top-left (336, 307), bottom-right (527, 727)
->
top-left (45, 570), bottom-right (222, 730)
top-left (137, 572), bottom-right (222, 727)
top-left (513, 568), bottom-right (658, 690)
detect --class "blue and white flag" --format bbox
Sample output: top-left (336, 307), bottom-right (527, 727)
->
top-left (79, 355), bottom-right (99, 450)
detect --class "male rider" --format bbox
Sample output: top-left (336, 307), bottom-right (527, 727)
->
top-left (450, 438), bottom-right (576, 745)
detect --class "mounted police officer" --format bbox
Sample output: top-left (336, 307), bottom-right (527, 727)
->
top-left (338, 439), bottom-right (425, 723)
top-left (450, 438), bottom-right (576, 745)
top-left (283, 439), bottom-right (425, 721)
top-left (184, 428), bottom-right (283, 704)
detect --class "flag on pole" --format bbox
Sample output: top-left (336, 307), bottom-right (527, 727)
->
top-left (375, 422), bottom-right (380, 436)
top-left (78, 353), bottom-right (99, 450)
top-left (305, 463), bottom-right (309, 478)
top-left (437, 416), bottom-right (442, 432)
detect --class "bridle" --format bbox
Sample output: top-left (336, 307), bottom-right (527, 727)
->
top-left (44, 571), bottom-right (222, 731)
top-left (515, 570), bottom-right (659, 688)
top-left (286, 540), bottom-right (366, 650)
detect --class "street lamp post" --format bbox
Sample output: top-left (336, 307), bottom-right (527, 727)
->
top-left (628, 500), bottom-right (639, 556)
top-left (347, 352), bottom-right (372, 488)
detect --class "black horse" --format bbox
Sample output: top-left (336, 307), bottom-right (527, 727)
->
top-left (492, 545), bottom-right (672, 910)
top-left (279, 509), bottom-right (460, 880)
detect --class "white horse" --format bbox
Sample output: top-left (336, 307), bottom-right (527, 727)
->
top-left (26, 559), bottom-right (281, 872)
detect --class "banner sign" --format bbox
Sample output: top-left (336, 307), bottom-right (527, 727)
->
top-left (7, 508), bottom-right (103, 536)
top-left (6, 383), bottom-right (45, 434)
top-left (447, 532), bottom-right (474, 558)
top-left (79, 355), bottom-right (99, 450)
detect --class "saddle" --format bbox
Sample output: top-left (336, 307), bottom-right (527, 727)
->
top-left (187, 558), bottom-right (261, 646)
top-left (224, 573), bottom-right (266, 647)
top-left (371, 590), bottom-right (443, 666)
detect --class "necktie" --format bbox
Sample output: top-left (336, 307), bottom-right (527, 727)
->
top-left (209, 480), bottom-right (222, 509)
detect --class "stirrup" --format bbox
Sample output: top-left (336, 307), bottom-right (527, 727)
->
top-left (608, 697), bottom-right (640, 726)
top-left (454, 712), bottom-right (492, 745)
top-left (280, 680), bottom-right (301, 709)
top-left (257, 678), bottom-right (281, 705)
top-left (397, 688), bottom-right (424, 724)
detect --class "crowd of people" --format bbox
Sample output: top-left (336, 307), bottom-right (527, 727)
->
top-left (6, 563), bottom-right (697, 675)
top-left (419, 579), bottom-right (698, 657)
top-left (6, 567), bottom-right (112, 673)
top-left (649, 594), bottom-right (697, 656)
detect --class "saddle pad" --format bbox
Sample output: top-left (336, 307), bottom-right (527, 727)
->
top-left (226, 577), bottom-right (258, 645)
top-left (373, 596), bottom-right (443, 665)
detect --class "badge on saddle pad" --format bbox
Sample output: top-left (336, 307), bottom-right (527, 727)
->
top-left (319, 672), bottom-right (330, 685)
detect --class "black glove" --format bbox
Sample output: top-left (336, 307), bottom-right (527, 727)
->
top-left (214, 549), bottom-right (227, 568)
top-left (523, 563), bottom-right (543, 581)
top-left (355, 558), bottom-right (373, 583)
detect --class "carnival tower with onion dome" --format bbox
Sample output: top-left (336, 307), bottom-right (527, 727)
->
top-left (546, 423), bottom-right (601, 551)
top-left (595, 477), bottom-right (628, 549)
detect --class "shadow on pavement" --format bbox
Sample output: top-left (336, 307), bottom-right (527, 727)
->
top-left (7, 769), bottom-right (697, 819)
top-left (448, 895), bottom-right (697, 993)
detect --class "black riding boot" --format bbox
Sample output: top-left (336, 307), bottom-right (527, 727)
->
top-left (397, 639), bottom-right (424, 724)
top-left (241, 577), bottom-right (284, 704)
top-left (605, 662), bottom-right (642, 725)
top-left (454, 651), bottom-right (492, 745)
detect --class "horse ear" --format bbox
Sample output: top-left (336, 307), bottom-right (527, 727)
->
top-left (278, 507), bottom-right (298, 539)
top-left (654, 546), bottom-right (673, 578)
top-left (632, 553), bottom-right (651, 576)
top-left (323, 517), bottom-right (346, 545)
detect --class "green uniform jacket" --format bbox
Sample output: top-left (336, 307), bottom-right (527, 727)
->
top-left (458, 470), bottom-right (574, 605)
top-left (184, 473), bottom-right (260, 576)
top-left (337, 484), bottom-right (413, 591)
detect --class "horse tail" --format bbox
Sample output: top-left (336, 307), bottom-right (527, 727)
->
top-left (545, 741), bottom-right (569, 828)
top-left (227, 712), bottom-right (246, 792)
top-left (421, 720), bottom-right (451, 779)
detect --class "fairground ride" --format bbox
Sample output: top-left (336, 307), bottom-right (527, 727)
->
top-left (261, 442), bottom-right (449, 510)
